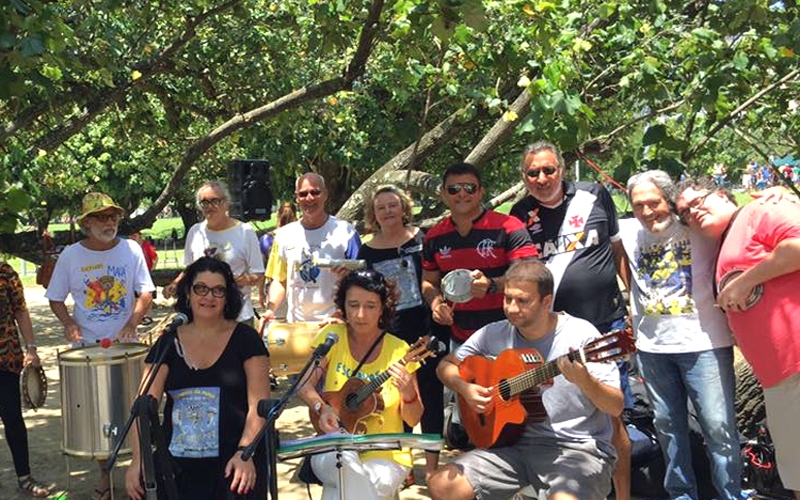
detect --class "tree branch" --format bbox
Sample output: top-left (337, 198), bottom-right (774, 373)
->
top-left (686, 67), bottom-right (800, 161)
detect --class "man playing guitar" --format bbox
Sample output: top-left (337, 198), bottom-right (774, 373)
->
top-left (428, 260), bottom-right (624, 500)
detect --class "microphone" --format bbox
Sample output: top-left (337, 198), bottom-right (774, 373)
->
top-left (164, 313), bottom-right (189, 334)
top-left (312, 333), bottom-right (339, 359)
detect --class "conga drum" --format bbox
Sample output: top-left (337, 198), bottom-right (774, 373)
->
top-left (58, 343), bottom-right (148, 458)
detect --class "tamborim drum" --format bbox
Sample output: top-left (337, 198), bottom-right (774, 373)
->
top-left (265, 322), bottom-right (344, 376)
top-left (441, 268), bottom-right (473, 303)
top-left (718, 269), bottom-right (764, 309)
top-left (58, 343), bottom-right (148, 458)
top-left (20, 364), bottom-right (47, 410)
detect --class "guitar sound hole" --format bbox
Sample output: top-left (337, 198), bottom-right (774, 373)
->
top-left (345, 393), bottom-right (359, 411)
top-left (498, 379), bottom-right (511, 401)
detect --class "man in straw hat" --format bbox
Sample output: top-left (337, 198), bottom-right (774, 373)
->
top-left (46, 191), bottom-right (155, 500)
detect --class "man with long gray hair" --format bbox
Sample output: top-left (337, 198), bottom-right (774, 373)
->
top-left (618, 171), bottom-right (741, 500)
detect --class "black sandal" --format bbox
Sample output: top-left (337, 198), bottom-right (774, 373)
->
top-left (18, 475), bottom-right (50, 498)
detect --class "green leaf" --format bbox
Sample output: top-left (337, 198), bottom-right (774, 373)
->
top-left (41, 64), bottom-right (63, 82)
top-left (19, 35), bottom-right (45, 57)
top-left (642, 124), bottom-right (666, 146)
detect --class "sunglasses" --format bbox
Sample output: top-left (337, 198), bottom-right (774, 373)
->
top-left (199, 198), bottom-right (224, 208)
top-left (88, 213), bottom-right (121, 223)
top-left (445, 183), bottom-right (478, 195)
top-left (296, 188), bottom-right (322, 199)
top-left (192, 283), bottom-right (227, 298)
top-left (525, 166), bottom-right (558, 178)
top-left (677, 191), bottom-right (712, 224)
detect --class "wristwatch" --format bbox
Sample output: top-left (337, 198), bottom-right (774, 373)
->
top-left (313, 401), bottom-right (325, 415)
top-left (487, 278), bottom-right (498, 294)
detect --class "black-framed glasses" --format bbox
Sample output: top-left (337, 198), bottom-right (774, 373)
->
top-left (525, 166), bottom-right (558, 178)
top-left (88, 213), bottom-right (121, 223)
top-left (199, 198), bottom-right (224, 208)
top-left (445, 183), bottom-right (478, 195)
top-left (192, 283), bottom-right (227, 298)
top-left (677, 191), bottom-right (712, 224)
top-left (296, 188), bottom-right (322, 199)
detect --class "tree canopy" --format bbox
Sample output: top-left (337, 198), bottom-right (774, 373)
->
top-left (2, 0), bottom-right (798, 262)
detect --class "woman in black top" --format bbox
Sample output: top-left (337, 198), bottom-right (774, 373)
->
top-left (125, 257), bottom-right (270, 500)
top-left (357, 184), bottom-right (443, 481)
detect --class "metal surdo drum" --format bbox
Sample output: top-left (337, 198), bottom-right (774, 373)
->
top-left (58, 343), bottom-right (148, 458)
top-left (265, 322), bottom-right (344, 376)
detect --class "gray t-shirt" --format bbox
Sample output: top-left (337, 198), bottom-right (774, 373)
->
top-left (455, 313), bottom-right (620, 452)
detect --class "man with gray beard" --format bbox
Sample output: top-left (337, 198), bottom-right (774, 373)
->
top-left (46, 192), bottom-right (154, 500)
top-left (618, 171), bottom-right (741, 500)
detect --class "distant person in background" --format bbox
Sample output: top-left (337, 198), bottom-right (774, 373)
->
top-left (163, 180), bottom-right (264, 327)
top-left (0, 262), bottom-right (51, 497)
top-left (130, 231), bottom-right (158, 271)
top-left (258, 202), bottom-right (297, 317)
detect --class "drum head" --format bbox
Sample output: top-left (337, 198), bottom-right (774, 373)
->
top-left (58, 343), bottom-right (149, 363)
top-left (718, 270), bottom-right (763, 309)
top-left (20, 364), bottom-right (47, 410)
top-left (442, 269), bottom-right (473, 303)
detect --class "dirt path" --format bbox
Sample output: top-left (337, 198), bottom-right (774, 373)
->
top-left (1, 286), bottom-right (443, 499)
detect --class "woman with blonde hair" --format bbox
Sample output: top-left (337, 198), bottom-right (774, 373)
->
top-left (358, 184), bottom-right (443, 482)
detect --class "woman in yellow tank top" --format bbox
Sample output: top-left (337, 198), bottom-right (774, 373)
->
top-left (298, 269), bottom-right (423, 500)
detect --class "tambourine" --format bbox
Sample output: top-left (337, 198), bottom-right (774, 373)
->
top-left (441, 269), bottom-right (473, 303)
top-left (20, 363), bottom-right (47, 410)
top-left (718, 270), bottom-right (764, 309)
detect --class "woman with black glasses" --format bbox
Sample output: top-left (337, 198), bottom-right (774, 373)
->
top-left (125, 256), bottom-right (270, 500)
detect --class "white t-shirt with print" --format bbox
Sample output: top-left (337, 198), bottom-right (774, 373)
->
top-left (45, 239), bottom-right (155, 343)
top-left (184, 220), bottom-right (264, 322)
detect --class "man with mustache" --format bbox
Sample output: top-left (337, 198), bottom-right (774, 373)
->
top-left (510, 141), bottom-right (632, 500)
top-left (46, 192), bottom-right (155, 500)
top-left (619, 171), bottom-right (741, 500)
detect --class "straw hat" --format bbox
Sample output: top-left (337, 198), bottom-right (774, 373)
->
top-left (76, 192), bottom-right (124, 224)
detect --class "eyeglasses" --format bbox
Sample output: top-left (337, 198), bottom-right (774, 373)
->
top-left (199, 198), bottom-right (224, 208)
top-left (525, 166), bottom-right (558, 178)
top-left (296, 188), bottom-right (322, 199)
top-left (88, 213), bottom-right (121, 223)
top-left (677, 191), bottom-right (712, 224)
top-left (191, 283), bottom-right (227, 298)
top-left (445, 183), bottom-right (478, 195)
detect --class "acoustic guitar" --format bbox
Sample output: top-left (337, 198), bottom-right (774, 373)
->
top-left (310, 335), bottom-right (443, 434)
top-left (458, 328), bottom-right (635, 449)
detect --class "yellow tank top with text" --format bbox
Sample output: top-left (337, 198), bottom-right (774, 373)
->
top-left (317, 331), bottom-right (416, 467)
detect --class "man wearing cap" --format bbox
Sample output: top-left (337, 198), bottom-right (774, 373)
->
top-left (46, 192), bottom-right (155, 500)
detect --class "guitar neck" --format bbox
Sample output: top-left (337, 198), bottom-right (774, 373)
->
top-left (353, 358), bottom-right (413, 407)
top-left (506, 349), bottom-right (583, 398)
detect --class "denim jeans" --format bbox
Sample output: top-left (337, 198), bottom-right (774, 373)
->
top-left (637, 347), bottom-right (742, 500)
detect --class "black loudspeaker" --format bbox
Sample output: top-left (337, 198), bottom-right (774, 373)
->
top-left (228, 159), bottom-right (273, 221)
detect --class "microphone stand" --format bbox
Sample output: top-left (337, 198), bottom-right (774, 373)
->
top-left (106, 330), bottom-right (180, 500)
top-left (241, 347), bottom-right (328, 500)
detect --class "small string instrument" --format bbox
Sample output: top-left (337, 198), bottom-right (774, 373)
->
top-left (458, 328), bottom-right (635, 448)
top-left (311, 335), bottom-right (444, 434)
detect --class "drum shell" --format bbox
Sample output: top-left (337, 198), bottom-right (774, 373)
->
top-left (265, 322), bottom-right (344, 376)
top-left (58, 344), bottom-right (148, 458)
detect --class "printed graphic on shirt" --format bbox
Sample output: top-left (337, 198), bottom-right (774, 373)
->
top-left (636, 239), bottom-right (696, 316)
top-left (295, 247), bottom-right (321, 284)
top-left (203, 237), bottom-right (233, 260)
top-left (536, 229), bottom-right (600, 260)
top-left (82, 266), bottom-right (129, 321)
top-left (168, 387), bottom-right (221, 458)
top-left (372, 255), bottom-right (423, 312)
